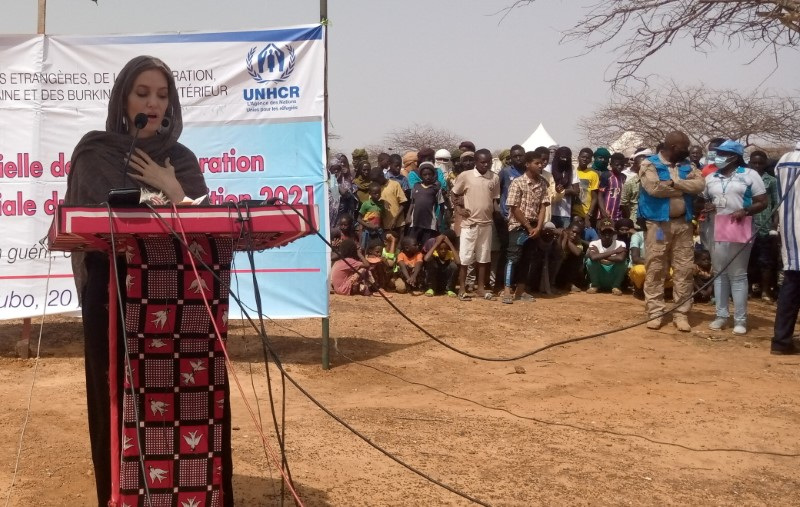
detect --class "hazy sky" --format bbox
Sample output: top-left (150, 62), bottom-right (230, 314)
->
top-left (2, 0), bottom-right (797, 154)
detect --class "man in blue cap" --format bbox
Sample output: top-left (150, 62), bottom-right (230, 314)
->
top-left (638, 131), bottom-right (706, 331)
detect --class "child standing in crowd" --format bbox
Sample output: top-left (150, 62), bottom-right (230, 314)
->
top-left (397, 236), bottom-right (424, 294)
top-left (574, 148), bottom-right (600, 228)
top-left (694, 249), bottom-right (714, 303)
top-left (585, 218), bottom-right (628, 295)
top-left (598, 152), bottom-right (627, 221)
top-left (451, 148), bottom-right (500, 301)
top-left (547, 147), bottom-right (580, 229)
top-left (620, 149), bottom-right (650, 222)
top-left (358, 182), bottom-right (385, 251)
top-left (330, 239), bottom-right (376, 296)
top-left (386, 153), bottom-right (410, 198)
top-left (502, 149), bottom-right (551, 304)
top-left (353, 161), bottom-right (372, 204)
top-left (407, 163), bottom-right (447, 246)
top-left (423, 231), bottom-right (460, 297)
top-left (748, 150), bottom-right (780, 302)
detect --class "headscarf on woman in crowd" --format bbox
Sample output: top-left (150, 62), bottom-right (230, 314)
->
top-left (402, 151), bottom-right (418, 177)
top-left (551, 146), bottom-right (574, 189)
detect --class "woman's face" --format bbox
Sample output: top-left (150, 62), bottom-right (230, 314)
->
top-left (126, 69), bottom-right (169, 138)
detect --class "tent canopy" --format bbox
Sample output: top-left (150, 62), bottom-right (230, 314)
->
top-left (522, 123), bottom-right (557, 152)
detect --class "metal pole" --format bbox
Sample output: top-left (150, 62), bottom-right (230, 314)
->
top-left (18, 1), bottom-right (48, 359)
top-left (321, 317), bottom-right (330, 370)
top-left (38, 0), bottom-right (46, 34)
top-left (320, 0), bottom-right (331, 370)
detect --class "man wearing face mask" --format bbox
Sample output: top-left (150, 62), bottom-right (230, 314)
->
top-left (638, 131), bottom-right (706, 332)
top-left (435, 148), bottom-right (453, 178)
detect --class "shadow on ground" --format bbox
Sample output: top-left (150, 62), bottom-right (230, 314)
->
top-left (233, 473), bottom-right (332, 506)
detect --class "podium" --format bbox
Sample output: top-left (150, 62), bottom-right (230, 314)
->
top-left (48, 203), bottom-right (315, 507)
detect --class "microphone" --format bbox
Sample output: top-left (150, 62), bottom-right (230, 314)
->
top-left (108, 113), bottom-right (148, 206)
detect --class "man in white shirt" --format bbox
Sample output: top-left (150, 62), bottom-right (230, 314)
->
top-left (771, 142), bottom-right (800, 355)
top-left (585, 218), bottom-right (628, 295)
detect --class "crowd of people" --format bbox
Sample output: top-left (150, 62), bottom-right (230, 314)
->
top-left (325, 133), bottom-right (795, 343)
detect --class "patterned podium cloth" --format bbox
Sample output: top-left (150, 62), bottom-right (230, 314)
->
top-left (118, 235), bottom-right (233, 507)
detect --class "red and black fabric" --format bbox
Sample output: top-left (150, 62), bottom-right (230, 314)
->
top-left (118, 235), bottom-right (233, 507)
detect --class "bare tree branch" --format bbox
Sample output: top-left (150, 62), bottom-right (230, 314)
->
top-left (384, 123), bottom-right (464, 153)
top-left (579, 80), bottom-right (800, 149)
top-left (506, 0), bottom-right (800, 85)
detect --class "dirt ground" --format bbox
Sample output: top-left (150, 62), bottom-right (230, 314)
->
top-left (0, 292), bottom-right (798, 506)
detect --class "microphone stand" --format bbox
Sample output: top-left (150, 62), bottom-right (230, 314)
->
top-left (108, 113), bottom-right (149, 207)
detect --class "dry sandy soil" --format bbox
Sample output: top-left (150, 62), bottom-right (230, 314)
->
top-left (0, 292), bottom-right (798, 506)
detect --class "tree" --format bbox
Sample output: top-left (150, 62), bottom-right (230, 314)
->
top-left (578, 81), bottom-right (800, 149)
top-left (506, 0), bottom-right (800, 84)
top-left (384, 123), bottom-right (464, 153)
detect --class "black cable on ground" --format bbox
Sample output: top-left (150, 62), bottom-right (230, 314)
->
top-left (144, 203), bottom-right (492, 506)
top-left (334, 343), bottom-right (800, 458)
top-left (235, 202), bottom-right (295, 506)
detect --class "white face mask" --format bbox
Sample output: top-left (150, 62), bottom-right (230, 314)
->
top-left (714, 154), bottom-right (735, 169)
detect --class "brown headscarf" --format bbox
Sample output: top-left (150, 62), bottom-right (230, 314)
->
top-left (65, 55), bottom-right (207, 205)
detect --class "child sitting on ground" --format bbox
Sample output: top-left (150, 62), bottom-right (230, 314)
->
top-left (330, 239), bottom-right (377, 296)
top-left (555, 221), bottom-right (586, 292)
top-left (331, 215), bottom-right (358, 262)
top-left (628, 224), bottom-right (646, 299)
top-left (694, 249), bottom-right (714, 303)
top-left (365, 239), bottom-right (389, 293)
top-left (423, 230), bottom-right (460, 297)
top-left (397, 236), bottom-right (424, 294)
top-left (585, 218), bottom-right (628, 295)
top-left (358, 181), bottom-right (385, 251)
top-left (381, 233), bottom-right (407, 293)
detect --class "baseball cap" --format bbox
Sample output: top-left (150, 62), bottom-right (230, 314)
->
top-left (598, 218), bottom-right (615, 232)
top-left (715, 140), bottom-right (744, 157)
top-left (543, 221), bottom-right (556, 230)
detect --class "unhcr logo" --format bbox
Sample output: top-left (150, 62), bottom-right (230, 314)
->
top-left (246, 43), bottom-right (296, 83)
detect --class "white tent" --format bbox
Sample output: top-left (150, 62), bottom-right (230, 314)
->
top-left (521, 123), bottom-right (557, 152)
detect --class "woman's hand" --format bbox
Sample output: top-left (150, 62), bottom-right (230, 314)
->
top-left (128, 148), bottom-right (185, 203)
top-left (730, 209), bottom-right (748, 222)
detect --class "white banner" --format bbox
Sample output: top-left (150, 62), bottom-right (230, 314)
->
top-left (0, 25), bottom-right (329, 320)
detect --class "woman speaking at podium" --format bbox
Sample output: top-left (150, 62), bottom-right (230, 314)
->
top-left (64, 56), bottom-right (234, 506)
